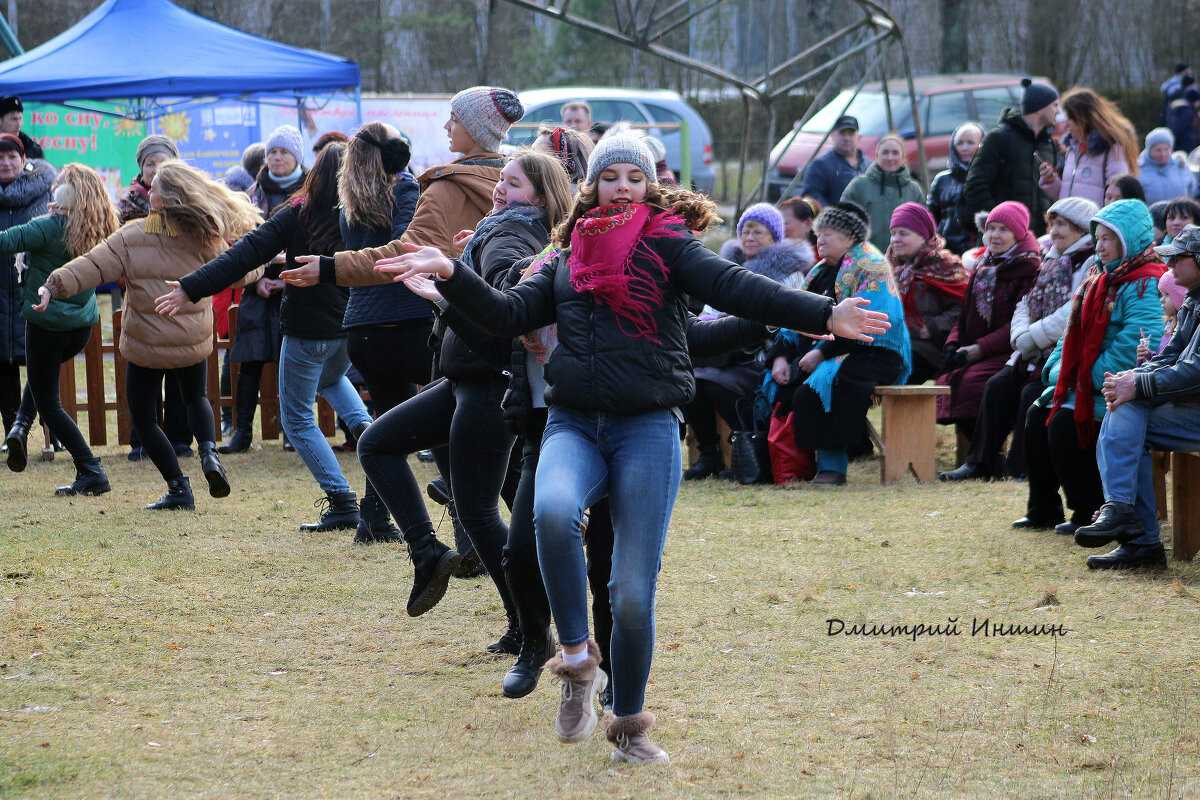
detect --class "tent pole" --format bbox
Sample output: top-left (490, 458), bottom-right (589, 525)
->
top-left (354, 85), bottom-right (362, 129)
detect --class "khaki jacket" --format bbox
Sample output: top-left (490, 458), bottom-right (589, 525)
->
top-left (44, 218), bottom-right (262, 369)
top-left (332, 154), bottom-right (502, 287)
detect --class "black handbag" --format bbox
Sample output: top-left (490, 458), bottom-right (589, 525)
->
top-left (728, 400), bottom-right (772, 485)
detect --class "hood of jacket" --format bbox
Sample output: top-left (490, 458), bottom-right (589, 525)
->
top-left (863, 160), bottom-right (915, 189)
top-left (1091, 198), bottom-right (1154, 266)
top-left (0, 160), bottom-right (54, 210)
top-left (1138, 148), bottom-right (1190, 171)
top-left (743, 239), bottom-right (815, 280)
top-left (946, 122), bottom-right (976, 179)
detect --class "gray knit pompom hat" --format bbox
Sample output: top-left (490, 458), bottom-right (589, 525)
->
top-left (584, 122), bottom-right (658, 187)
top-left (450, 86), bottom-right (524, 153)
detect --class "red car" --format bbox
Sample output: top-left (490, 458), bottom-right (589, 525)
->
top-left (766, 73), bottom-right (1035, 200)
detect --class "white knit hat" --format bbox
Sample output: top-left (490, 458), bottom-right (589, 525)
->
top-left (1046, 197), bottom-right (1100, 233)
top-left (449, 86), bottom-right (524, 153)
top-left (584, 122), bottom-right (657, 187)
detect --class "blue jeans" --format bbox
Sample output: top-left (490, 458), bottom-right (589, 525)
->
top-left (277, 335), bottom-right (371, 495)
top-left (534, 406), bottom-right (681, 717)
top-left (1096, 399), bottom-right (1200, 545)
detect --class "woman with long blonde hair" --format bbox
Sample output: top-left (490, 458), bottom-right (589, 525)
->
top-left (1040, 87), bottom-right (1140, 205)
top-left (35, 160), bottom-right (262, 511)
top-left (0, 163), bottom-right (117, 490)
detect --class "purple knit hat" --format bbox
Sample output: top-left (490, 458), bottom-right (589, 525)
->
top-left (738, 202), bottom-right (785, 243)
top-left (1159, 268), bottom-right (1188, 311)
top-left (890, 201), bottom-right (936, 241)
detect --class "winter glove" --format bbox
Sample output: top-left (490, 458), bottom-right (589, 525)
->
top-left (1012, 331), bottom-right (1040, 362)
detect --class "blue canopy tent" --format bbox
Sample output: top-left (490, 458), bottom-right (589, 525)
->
top-left (0, 0), bottom-right (360, 119)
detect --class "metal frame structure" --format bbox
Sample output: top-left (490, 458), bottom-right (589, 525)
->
top-left (496, 0), bottom-right (925, 213)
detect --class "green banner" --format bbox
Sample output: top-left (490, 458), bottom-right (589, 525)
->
top-left (22, 101), bottom-right (146, 196)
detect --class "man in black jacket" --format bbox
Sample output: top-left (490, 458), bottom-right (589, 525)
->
top-left (1072, 225), bottom-right (1200, 569)
top-left (0, 97), bottom-right (45, 161)
top-left (961, 78), bottom-right (1058, 237)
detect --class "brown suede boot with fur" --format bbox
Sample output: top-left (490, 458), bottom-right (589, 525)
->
top-left (606, 710), bottom-right (670, 765)
top-left (545, 639), bottom-right (606, 742)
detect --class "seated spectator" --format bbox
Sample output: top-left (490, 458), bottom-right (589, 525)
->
top-left (1139, 128), bottom-right (1195, 205)
top-left (778, 196), bottom-right (819, 258)
top-left (1039, 88), bottom-right (1137, 206)
top-left (684, 203), bottom-right (812, 480)
top-left (1145, 268), bottom-right (1187, 357)
top-left (799, 115), bottom-right (870, 208)
top-left (1163, 196), bottom-right (1200, 243)
top-left (884, 202), bottom-right (968, 385)
top-left (942, 198), bottom-right (1097, 481)
top-left (1017, 199), bottom-right (1164, 536)
top-left (928, 121), bottom-right (985, 254)
top-left (768, 201), bottom-right (910, 485)
top-left (935, 201), bottom-right (1041, 449)
top-left (841, 133), bottom-right (926, 251)
top-left (1066, 224), bottom-right (1200, 570)
top-left (1102, 174), bottom-right (1146, 206)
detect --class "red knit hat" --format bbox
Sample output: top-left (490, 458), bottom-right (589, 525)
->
top-left (985, 201), bottom-right (1031, 240)
top-left (890, 201), bottom-right (935, 240)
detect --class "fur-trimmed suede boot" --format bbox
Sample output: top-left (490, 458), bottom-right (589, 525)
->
top-left (545, 640), bottom-right (606, 742)
top-left (606, 710), bottom-right (670, 765)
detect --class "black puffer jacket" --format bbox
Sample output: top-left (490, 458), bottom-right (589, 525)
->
top-left (179, 203), bottom-right (347, 339)
top-left (927, 135), bottom-right (972, 254)
top-left (436, 222), bottom-right (834, 415)
top-left (437, 211), bottom-right (551, 382)
top-left (0, 160), bottom-right (54, 363)
top-left (961, 108), bottom-right (1056, 236)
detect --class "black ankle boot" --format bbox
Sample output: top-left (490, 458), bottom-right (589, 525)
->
top-left (198, 442), bottom-right (230, 498)
top-left (406, 533), bottom-right (462, 617)
top-left (502, 631), bottom-right (556, 698)
top-left (447, 498), bottom-right (485, 578)
top-left (354, 493), bottom-right (402, 544)
top-left (5, 419), bottom-right (30, 472)
top-left (218, 428), bottom-right (252, 454)
top-left (299, 490), bottom-right (359, 532)
top-left (146, 476), bottom-right (194, 510)
top-left (55, 457), bottom-right (111, 497)
top-left (683, 446), bottom-right (725, 480)
top-left (487, 614), bottom-right (522, 656)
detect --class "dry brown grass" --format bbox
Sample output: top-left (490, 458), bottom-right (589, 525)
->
top-left (3, 422), bottom-right (1200, 799)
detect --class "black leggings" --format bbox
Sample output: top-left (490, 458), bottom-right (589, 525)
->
top-left (126, 361), bottom-right (214, 483)
top-left (505, 406), bottom-right (615, 674)
top-left (24, 322), bottom-right (93, 462)
top-left (1024, 404), bottom-right (1104, 526)
top-left (682, 379), bottom-right (746, 450)
top-left (0, 361), bottom-right (19, 431)
top-left (357, 377), bottom-right (516, 619)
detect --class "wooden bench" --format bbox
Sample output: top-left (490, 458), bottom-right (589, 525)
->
top-left (1151, 450), bottom-right (1200, 562)
top-left (867, 385), bottom-right (950, 484)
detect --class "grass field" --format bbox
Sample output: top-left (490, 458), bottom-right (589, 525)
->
top-left (3, 422), bottom-right (1200, 799)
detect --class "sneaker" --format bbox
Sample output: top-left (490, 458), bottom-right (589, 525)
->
top-left (606, 711), bottom-right (670, 765)
top-left (546, 641), bottom-right (606, 742)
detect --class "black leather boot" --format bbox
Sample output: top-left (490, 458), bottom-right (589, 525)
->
top-left (299, 490), bottom-right (359, 532)
top-left (55, 457), bottom-right (111, 497)
top-left (938, 462), bottom-right (994, 482)
top-left (354, 492), bottom-right (402, 544)
top-left (683, 445), bottom-right (725, 480)
top-left (146, 476), bottom-right (194, 510)
top-left (1086, 542), bottom-right (1167, 570)
top-left (1074, 501), bottom-right (1144, 548)
top-left (406, 533), bottom-right (462, 617)
top-left (447, 498), bottom-right (485, 578)
top-left (198, 442), bottom-right (230, 498)
top-left (218, 427), bottom-right (252, 454)
top-left (487, 613), bottom-right (522, 656)
top-left (502, 631), bottom-right (556, 699)
top-left (4, 418), bottom-right (30, 473)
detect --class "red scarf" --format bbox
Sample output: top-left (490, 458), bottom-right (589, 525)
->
top-left (567, 203), bottom-right (687, 342)
top-left (1050, 245), bottom-right (1165, 445)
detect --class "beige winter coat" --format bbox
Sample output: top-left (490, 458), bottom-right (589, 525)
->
top-left (44, 217), bottom-right (263, 369)
top-left (331, 154), bottom-right (502, 286)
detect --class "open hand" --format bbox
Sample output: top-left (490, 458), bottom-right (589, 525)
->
top-left (827, 297), bottom-right (890, 342)
top-left (154, 281), bottom-right (190, 316)
top-left (31, 286), bottom-right (51, 313)
top-left (403, 274), bottom-right (443, 303)
top-left (374, 243), bottom-right (455, 282)
top-left (280, 256), bottom-right (320, 287)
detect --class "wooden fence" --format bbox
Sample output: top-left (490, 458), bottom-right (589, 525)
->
top-left (54, 304), bottom-right (337, 447)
